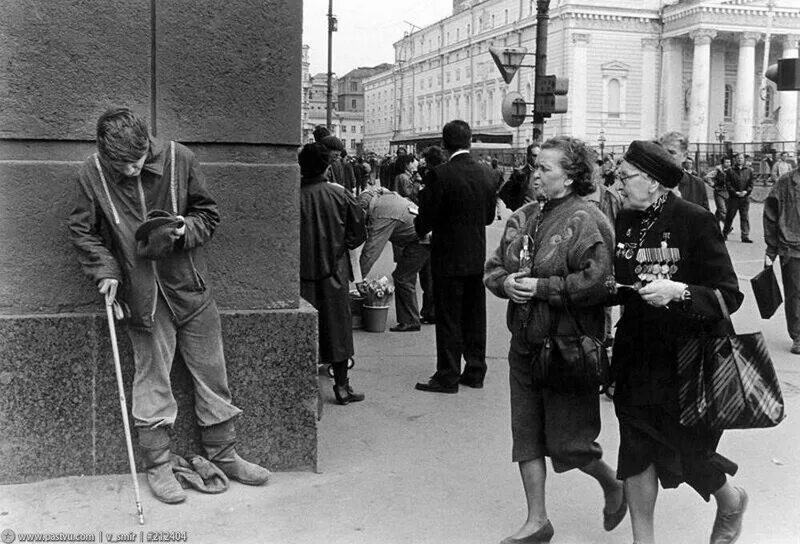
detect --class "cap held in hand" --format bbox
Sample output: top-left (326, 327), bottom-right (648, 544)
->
top-left (135, 210), bottom-right (185, 260)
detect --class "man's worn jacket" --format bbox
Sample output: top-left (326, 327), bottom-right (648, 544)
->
top-left (69, 138), bottom-right (219, 329)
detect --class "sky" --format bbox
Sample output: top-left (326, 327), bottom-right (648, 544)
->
top-left (302, 0), bottom-right (454, 76)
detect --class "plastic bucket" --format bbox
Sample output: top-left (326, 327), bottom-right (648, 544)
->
top-left (349, 292), bottom-right (364, 329)
top-left (362, 305), bottom-right (390, 332)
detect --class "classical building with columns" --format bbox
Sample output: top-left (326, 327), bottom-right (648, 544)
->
top-left (363, 0), bottom-right (800, 154)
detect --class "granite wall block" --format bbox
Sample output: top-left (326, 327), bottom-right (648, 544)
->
top-left (0, 305), bottom-right (318, 484)
top-left (156, 0), bottom-right (301, 143)
top-left (0, 0), bottom-right (151, 140)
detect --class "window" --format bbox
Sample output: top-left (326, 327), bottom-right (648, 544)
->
top-left (456, 69), bottom-right (461, 81)
top-left (457, 28), bottom-right (460, 41)
top-left (351, 99), bottom-right (357, 109)
top-left (601, 61), bottom-right (630, 122)
top-left (350, 139), bottom-right (356, 149)
top-left (607, 79), bottom-right (621, 118)
top-left (446, 71), bottom-right (451, 83)
top-left (350, 81), bottom-right (358, 91)
top-left (360, 125), bottom-right (364, 133)
top-left (505, 9), bottom-right (509, 24)
top-left (723, 84), bottom-right (734, 121)
top-left (341, 125), bottom-right (347, 133)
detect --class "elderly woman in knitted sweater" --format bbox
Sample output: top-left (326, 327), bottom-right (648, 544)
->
top-left (485, 136), bottom-right (625, 544)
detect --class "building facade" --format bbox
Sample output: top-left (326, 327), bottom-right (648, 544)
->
top-left (363, 0), bottom-right (800, 152)
top-left (302, 62), bottom-right (391, 155)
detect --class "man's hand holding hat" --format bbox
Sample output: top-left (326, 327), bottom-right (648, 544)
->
top-left (135, 210), bottom-right (185, 260)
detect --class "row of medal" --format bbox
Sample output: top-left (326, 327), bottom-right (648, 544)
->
top-left (633, 244), bottom-right (682, 283)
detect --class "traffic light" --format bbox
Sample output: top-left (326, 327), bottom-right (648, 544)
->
top-left (534, 75), bottom-right (569, 115)
top-left (765, 58), bottom-right (800, 91)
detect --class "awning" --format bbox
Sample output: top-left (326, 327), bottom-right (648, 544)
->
top-left (389, 132), bottom-right (513, 148)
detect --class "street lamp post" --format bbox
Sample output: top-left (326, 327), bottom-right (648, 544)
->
top-left (714, 123), bottom-right (727, 160)
top-left (326, 0), bottom-right (337, 131)
top-left (597, 128), bottom-right (607, 162)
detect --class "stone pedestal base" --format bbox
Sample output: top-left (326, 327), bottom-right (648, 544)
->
top-left (0, 304), bottom-right (318, 483)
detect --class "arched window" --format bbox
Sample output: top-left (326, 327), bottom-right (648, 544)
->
top-left (723, 84), bottom-right (733, 121)
top-left (607, 79), bottom-right (621, 118)
top-left (487, 91), bottom-right (494, 123)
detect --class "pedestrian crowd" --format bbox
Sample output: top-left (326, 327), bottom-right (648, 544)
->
top-left (68, 107), bottom-right (797, 544)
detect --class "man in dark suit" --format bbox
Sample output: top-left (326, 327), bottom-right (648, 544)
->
top-left (413, 120), bottom-right (497, 393)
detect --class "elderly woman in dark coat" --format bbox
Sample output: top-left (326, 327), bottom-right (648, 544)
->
top-left (612, 140), bottom-right (747, 544)
top-left (299, 142), bottom-right (366, 405)
top-left (485, 137), bottom-right (625, 544)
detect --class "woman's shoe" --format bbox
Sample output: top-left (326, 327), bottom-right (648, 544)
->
top-left (603, 486), bottom-right (627, 531)
top-left (499, 520), bottom-right (554, 544)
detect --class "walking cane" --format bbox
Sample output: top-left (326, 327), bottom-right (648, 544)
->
top-left (105, 299), bottom-right (145, 525)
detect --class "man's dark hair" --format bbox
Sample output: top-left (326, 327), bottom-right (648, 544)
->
top-left (96, 107), bottom-right (150, 163)
top-left (541, 136), bottom-right (596, 197)
top-left (442, 120), bottom-right (471, 153)
top-left (397, 153), bottom-right (416, 170)
top-left (421, 145), bottom-right (446, 168)
top-left (313, 125), bottom-right (331, 142)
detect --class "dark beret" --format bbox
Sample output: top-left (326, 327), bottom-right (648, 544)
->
top-left (320, 135), bottom-right (346, 154)
top-left (298, 142), bottom-right (331, 177)
top-left (623, 140), bottom-right (683, 189)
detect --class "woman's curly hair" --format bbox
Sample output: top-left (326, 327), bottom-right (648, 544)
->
top-left (541, 136), bottom-right (597, 196)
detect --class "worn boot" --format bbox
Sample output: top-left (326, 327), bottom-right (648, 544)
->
top-left (139, 427), bottom-right (186, 504)
top-left (333, 379), bottom-right (365, 405)
top-left (202, 420), bottom-right (271, 486)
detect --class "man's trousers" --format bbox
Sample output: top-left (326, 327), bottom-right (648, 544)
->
top-left (432, 274), bottom-right (487, 387)
top-left (391, 242), bottom-right (431, 327)
top-left (722, 195), bottom-right (750, 239)
top-left (781, 256), bottom-right (800, 341)
top-left (126, 295), bottom-right (242, 429)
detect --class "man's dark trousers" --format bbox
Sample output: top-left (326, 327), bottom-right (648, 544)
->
top-left (781, 256), bottom-right (800, 341)
top-left (723, 194), bottom-right (750, 239)
top-left (391, 242), bottom-right (431, 327)
top-left (433, 274), bottom-right (486, 387)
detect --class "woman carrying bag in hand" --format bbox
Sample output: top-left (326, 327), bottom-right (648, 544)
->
top-left (611, 140), bottom-right (747, 544)
top-left (484, 136), bottom-right (624, 544)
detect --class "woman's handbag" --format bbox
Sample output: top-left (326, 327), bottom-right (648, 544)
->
top-left (532, 295), bottom-right (610, 391)
top-left (677, 289), bottom-right (785, 430)
top-left (750, 265), bottom-right (783, 319)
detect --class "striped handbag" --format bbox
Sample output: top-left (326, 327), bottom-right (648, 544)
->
top-left (677, 289), bottom-right (786, 430)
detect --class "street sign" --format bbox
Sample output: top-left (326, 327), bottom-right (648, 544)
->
top-left (501, 91), bottom-right (527, 127)
top-left (489, 46), bottom-right (528, 84)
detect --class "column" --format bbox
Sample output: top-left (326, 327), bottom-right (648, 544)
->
top-left (734, 32), bottom-right (759, 142)
top-left (661, 38), bottom-right (684, 132)
top-left (689, 29), bottom-right (717, 143)
top-left (778, 35), bottom-right (800, 143)
top-left (570, 33), bottom-right (590, 140)
top-left (641, 38), bottom-right (659, 139)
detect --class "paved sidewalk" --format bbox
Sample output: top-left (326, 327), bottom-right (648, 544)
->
top-left (3, 207), bottom-right (800, 544)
